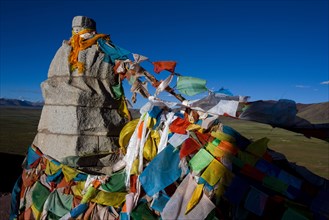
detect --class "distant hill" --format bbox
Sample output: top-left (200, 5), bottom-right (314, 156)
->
top-left (0, 98), bottom-right (43, 108)
top-left (130, 101), bottom-right (329, 123)
top-left (1, 98), bottom-right (327, 122)
top-left (297, 102), bottom-right (329, 123)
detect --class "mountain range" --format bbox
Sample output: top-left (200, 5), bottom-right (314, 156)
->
top-left (0, 98), bottom-right (328, 122)
top-left (0, 98), bottom-right (43, 108)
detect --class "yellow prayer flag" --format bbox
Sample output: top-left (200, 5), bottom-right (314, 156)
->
top-left (62, 165), bottom-right (79, 182)
top-left (201, 159), bottom-right (227, 186)
top-left (246, 137), bottom-right (269, 157)
top-left (31, 204), bottom-right (41, 220)
top-left (45, 160), bottom-right (62, 175)
top-left (91, 191), bottom-right (127, 208)
top-left (187, 124), bottom-right (202, 131)
top-left (143, 132), bottom-right (158, 161)
top-left (185, 184), bottom-right (204, 215)
top-left (205, 142), bottom-right (216, 155)
top-left (213, 146), bottom-right (226, 158)
top-left (118, 97), bottom-right (132, 121)
top-left (130, 159), bottom-right (139, 175)
top-left (71, 181), bottom-right (86, 197)
top-left (211, 131), bottom-right (236, 143)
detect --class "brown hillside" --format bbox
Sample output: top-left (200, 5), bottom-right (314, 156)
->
top-left (297, 102), bottom-right (329, 123)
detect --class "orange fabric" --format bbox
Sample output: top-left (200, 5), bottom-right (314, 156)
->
top-left (130, 175), bottom-right (138, 193)
top-left (73, 196), bottom-right (82, 208)
top-left (92, 180), bottom-right (102, 189)
top-left (39, 157), bottom-right (47, 170)
top-left (20, 207), bottom-right (34, 220)
top-left (68, 30), bottom-right (109, 73)
top-left (218, 140), bottom-right (238, 155)
top-left (57, 176), bottom-right (70, 189)
top-left (195, 132), bottom-right (212, 146)
top-left (169, 117), bottom-right (190, 134)
top-left (83, 202), bottom-right (96, 220)
top-left (59, 178), bottom-right (74, 195)
top-left (152, 61), bottom-right (177, 73)
top-left (19, 185), bottom-right (26, 200)
top-left (151, 81), bottom-right (161, 88)
top-left (22, 170), bottom-right (39, 188)
top-left (113, 60), bottom-right (125, 74)
top-left (122, 202), bottom-right (127, 212)
top-left (137, 121), bottom-right (144, 139)
top-left (180, 138), bottom-right (201, 159)
top-left (213, 147), bottom-right (226, 158)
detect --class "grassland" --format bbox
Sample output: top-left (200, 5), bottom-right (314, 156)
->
top-left (0, 107), bottom-right (40, 155)
top-left (219, 117), bottom-right (329, 179)
top-left (0, 107), bottom-right (328, 179)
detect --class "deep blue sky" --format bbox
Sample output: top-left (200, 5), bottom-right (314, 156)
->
top-left (1, 0), bottom-right (328, 106)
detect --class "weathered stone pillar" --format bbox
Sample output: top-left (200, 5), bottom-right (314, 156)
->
top-left (33, 16), bottom-right (127, 165)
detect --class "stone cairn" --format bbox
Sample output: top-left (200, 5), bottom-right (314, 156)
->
top-left (32, 16), bottom-right (127, 173)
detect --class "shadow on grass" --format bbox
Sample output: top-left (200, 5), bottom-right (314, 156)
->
top-left (0, 153), bottom-right (25, 193)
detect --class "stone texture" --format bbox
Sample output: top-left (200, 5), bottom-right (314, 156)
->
top-left (72, 16), bottom-right (96, 30)
top-left (48, 43), bottom-right (117, 81)
top-left (33, 133), bottom-right (79, 160)
top-left (33, 133), bottom-right (120, 161)
top-left (41, 77), bottom-right (121, 108)
top-left (33, 31), bottom-right (127, 164)
top-left (48, 43), bottom-right (71, 78)
top-left (37, 105), bottom-right (125, 136)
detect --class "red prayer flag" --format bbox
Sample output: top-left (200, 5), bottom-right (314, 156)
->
top-left (240, 164), bottom-right (266, 182)
top-left (180, 138), bottom-right (201, 159)
top-left (152, 61), bottom-right (177, 73)
top-left (169, 117), bottom-right (190, 134)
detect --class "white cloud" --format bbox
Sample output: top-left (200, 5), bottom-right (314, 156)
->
top-left (320, 81), bottom-right (329, 85)
top-left (295, 85), bottom-right (310, 89)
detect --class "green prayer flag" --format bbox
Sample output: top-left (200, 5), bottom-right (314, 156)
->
top-left (281, 208), bottom-right (308, 220)
top-left (176, 76), bottom-right (208, 96)
top-left (189, 148), bottom-right (214, 173)
top-left (101, 170), bottom-right (126, 192)
top-left (31, 181), bottom-right (50, 211)
top-left (131, 201), bottom-right (159, 220)
top-left (263, 176), bottom-right (288, 193)
top-left (46, 190), bottom-right (74, 218)
top-left (111, 83), bottom-right (124, 100)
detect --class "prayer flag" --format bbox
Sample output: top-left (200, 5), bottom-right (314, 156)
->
top-left (189, 148), bottom-right (214, 173)
top-left (185, 184), bottom-right (204, 214)
top-left (161, 174), bottom-right (215, 220)
top-left (152, 61), bottom-right (176, 73)
top-left (201, 159), bottom-right (227, 186)
top-left (244, 187), bottom-right (268, 216)
top-left (139, 145), bottom-right (181, 196)
top-left (176, 76), bottom-right (208, 96)
top-left (133, 53), bottom-right (148, 63)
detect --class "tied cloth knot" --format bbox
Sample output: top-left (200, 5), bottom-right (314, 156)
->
top-left (68, 29), bottom-right (109, 74)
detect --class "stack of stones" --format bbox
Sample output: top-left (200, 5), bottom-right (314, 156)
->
top-left (32, 16), bottom-right (127, 172)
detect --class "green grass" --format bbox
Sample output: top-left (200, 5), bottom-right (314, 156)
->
top-left (0, 108), bottom-right (328, 179)
top-left (0, 108), bottom-right (41, 155)
top-left (220, 117), bottom-right (329, 179)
